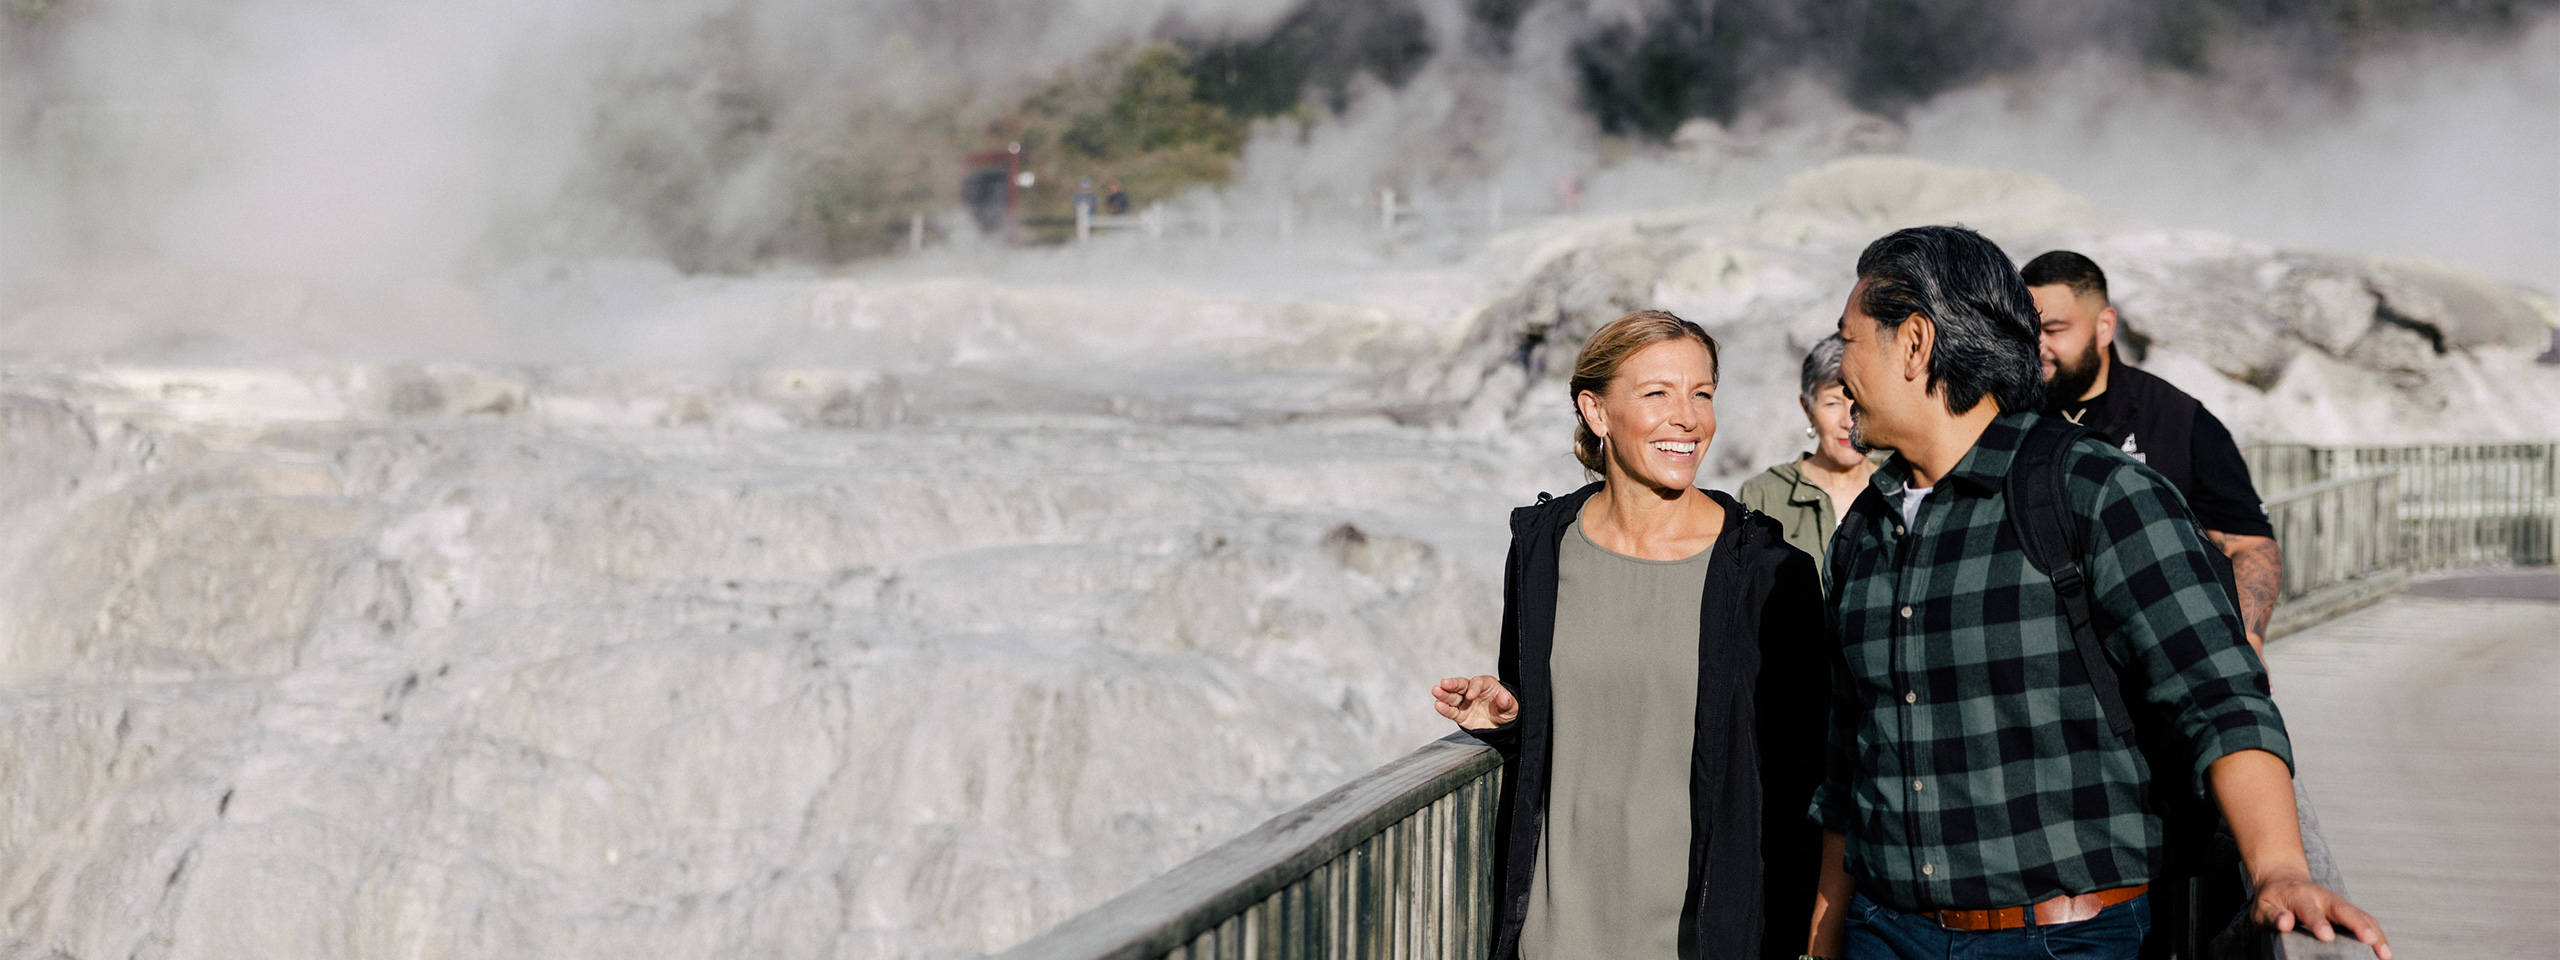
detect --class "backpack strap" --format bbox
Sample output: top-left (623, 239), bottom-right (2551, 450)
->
top-left (2008, 418), bottom-right (2138, 742)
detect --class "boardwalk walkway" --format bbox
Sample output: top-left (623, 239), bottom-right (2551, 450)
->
top-left (2266, 568), bottom-right (2560, 959)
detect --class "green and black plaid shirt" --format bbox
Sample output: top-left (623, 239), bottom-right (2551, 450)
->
top-left (1810, 411), bottom-right (2291, 911)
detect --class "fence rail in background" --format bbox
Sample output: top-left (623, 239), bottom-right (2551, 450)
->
top-left (996, 733), bottom-right (1502, 960)
top-left (2240, 444), bottom-right (2325, 498)
top-left (2244, 442), bottom-right (2558, 572)
top-left (2322, 443), bottom-right (2557, 569)
top-left (2263, 473), bottom-right (2406, 638)
top-left (933, 186), bottom-right (1558, 252)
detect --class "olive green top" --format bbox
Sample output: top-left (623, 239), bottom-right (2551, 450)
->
top-left (1738, 457), bottom-right (1839, 582)
top-left (1519, 518), bottom-right (1710, 960)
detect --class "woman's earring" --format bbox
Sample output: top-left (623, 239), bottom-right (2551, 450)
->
top-left (1805, 426), bottom-right (1817, 440)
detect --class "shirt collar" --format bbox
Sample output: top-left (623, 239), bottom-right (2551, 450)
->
top-left (1867, 410), bottom-right (2040, 501)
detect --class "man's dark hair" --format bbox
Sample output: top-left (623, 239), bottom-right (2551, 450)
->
top-left (2020, 250), bottom-right (2109, 302)
top-left (1855, 226), bottom-right (2045, 416)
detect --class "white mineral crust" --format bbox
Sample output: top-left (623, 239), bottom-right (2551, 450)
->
top-left (0, 158), bottom-right (2549, 958)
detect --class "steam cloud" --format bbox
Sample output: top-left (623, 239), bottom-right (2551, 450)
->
top-left (0, 6), bottom-right (2551, 956)
top-left (2, 0), bottom-right (2554, 300)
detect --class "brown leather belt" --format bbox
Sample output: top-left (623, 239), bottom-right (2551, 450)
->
top-left (1928, 884), bottom-right (2149, 931)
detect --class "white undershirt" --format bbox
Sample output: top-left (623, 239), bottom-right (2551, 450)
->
top-left (1899, 484), bottom-right (1935, 530)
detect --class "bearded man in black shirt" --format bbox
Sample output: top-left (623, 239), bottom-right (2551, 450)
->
top-left (2023, 251), bottom-right (2283, 659)
top-left (2023, 251), bottom-right (2302, 960)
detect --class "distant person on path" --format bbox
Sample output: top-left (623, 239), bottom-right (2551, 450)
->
top-left (1073, 177), bottom-right (1097, 218)
top-left (1740, 333), bottom-right (1877, 584)
top-left (1432, 310), bottom-right (1830, 960)
top-left (2024, 250), bottom-right (2283, 658)
top-left (1804, 226), bottom-right (2389, 960)
top-left (1103, 180), bottom-right (1129, 215)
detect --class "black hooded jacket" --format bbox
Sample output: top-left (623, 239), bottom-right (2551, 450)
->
top-left (1466, 483), bottom-right (1831, 960)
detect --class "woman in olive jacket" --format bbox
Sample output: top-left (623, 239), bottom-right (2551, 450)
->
top-left (1434, 311), bottom-right (1831, 960)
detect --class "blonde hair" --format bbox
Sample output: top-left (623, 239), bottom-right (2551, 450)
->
top-left (1569, 310), bottom-right (1719, 473)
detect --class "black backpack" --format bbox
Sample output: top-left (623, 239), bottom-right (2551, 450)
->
top-left (2004, 417), bottom-right (2231, 882)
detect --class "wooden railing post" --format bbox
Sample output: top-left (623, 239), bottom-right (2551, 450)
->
top-left (2246, 440), bottom-right (2560, 579)
top-left (2264, 473), bottom-right (2409, 639)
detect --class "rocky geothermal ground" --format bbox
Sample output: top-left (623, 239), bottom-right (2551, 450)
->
top-left (0, 157), bottom-right (2551, 959)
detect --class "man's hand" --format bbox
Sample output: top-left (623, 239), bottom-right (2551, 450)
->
top-left (1430, 675), bottom-right (1518, 730)
top-left (2211, 749), bottom-right (2393, 960)
top-left (2251, 872), bottom-right (2393, 960)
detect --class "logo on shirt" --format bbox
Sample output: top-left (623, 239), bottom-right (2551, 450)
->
top-left (2120, 433), bottom-right (2146, 464)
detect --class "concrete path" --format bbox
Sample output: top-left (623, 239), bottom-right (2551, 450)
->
top-left (2265, 569), bottom-right (2560, 959)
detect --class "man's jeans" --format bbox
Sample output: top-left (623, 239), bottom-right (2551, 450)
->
top-left (1844, 891), bottom-right (2152, 960)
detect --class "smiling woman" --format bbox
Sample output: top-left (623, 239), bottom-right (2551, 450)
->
top-left (1430, 309), bottom-right (1832, 960)
top-left (1567, 311), bottom-right (1722, 498)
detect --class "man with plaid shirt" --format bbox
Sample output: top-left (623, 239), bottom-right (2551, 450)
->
top-left (1800, 227), bottom-right (2390, 960)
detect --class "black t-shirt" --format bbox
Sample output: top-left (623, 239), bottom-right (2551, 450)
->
top-left (2053, 389), bottom-right (2275, 539)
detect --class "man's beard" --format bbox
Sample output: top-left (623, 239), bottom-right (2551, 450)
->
top-left (2044, 339), bottom-right (2104, 411)
top-left (1846, 403), bottom-right (1881, 454)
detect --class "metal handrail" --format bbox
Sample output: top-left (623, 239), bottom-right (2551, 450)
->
top-left (997, 732), bottom-right (1503, 960)
top-left (2264, 474), bottom-right (2402, 599)
top-left (2245, 441), bottom-right (2558, 571)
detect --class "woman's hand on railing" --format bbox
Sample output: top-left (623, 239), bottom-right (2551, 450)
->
top-left (1431, 675), bottom-right (1519, 730)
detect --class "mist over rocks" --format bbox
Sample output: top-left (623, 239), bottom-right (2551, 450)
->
top-left (0, 385), bottom-right (1517, 958)
top-left (2, 0), bottom-right (2554, 954)
top-left (1447, 156), bottom-right (2560, 484)
top-left (0, 224), bottom-right (1538, 957)
top-left (0, 156), bottom-right (2550, 959)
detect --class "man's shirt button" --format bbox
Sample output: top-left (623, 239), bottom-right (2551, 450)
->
top-left (1904, 691), bottom-right (1917, 704)
top-left (1899, 605), bottom-right (1913, 619)
top-left (1895, 525), bottom-right (1906, 536)
top-left (1912, 780), bottom-right (1925, 791)
top-left (1922, 863), bottom-right (1935, 876)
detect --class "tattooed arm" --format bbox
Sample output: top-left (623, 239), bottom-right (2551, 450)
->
top-left (2206, 529), bottom-right (2282, 660)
